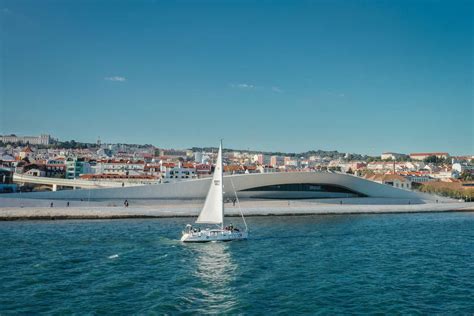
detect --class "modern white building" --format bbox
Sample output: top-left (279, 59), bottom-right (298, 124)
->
top-left (6, 171), bottom-right (432, 202)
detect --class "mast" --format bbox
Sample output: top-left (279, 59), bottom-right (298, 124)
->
top-left (220, 139), bottom-right (224, 230)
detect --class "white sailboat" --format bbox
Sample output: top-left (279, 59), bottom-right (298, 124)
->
top-left (181, 141), bottom-right (248, 242)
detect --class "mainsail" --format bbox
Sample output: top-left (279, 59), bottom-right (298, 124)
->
top-left (196, 142), bottom-right (224, 225)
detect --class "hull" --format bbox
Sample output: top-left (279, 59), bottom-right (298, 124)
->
top-left (181, 229), bottom-right (248, 243)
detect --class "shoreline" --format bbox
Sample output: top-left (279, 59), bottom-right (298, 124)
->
top-left (2, 208), bottom-right (474, 221)
top-left (1, 199), bottom-right (472, 221)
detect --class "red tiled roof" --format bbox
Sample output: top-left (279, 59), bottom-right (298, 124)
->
top-left (224, 165), bottom-right (244, 171)
top-left (410, 152), bottom-right (448, 156)
top-left (161, 163), bottom-right (175, 168)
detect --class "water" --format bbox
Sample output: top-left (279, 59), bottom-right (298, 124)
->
top-left (1, 212), bottom-right (473, 314)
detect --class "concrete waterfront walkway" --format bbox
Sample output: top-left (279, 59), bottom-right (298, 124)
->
top-left (0, 197), bottom-right (472, 220)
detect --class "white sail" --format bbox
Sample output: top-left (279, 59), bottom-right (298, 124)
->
top-left (196, 142), bottom-right (224, 225)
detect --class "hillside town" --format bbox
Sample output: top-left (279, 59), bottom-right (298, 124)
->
top-left (0, 134), bottom-right (473, 200)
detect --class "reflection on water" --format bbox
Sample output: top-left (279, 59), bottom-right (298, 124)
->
top-left (189, 242), bottom-right (238, 313)
top-left (1, 214), bottom-right (473, 314)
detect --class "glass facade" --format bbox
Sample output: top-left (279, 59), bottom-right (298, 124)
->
top-left (241, 183), bottom-right (366, 196)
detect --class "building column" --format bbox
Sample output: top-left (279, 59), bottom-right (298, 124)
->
top-left (52, 184), bottom-right (57, 192)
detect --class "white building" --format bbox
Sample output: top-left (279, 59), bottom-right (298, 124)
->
top-left (6, 171), bottom-right (431, 201)
top-left (194, 152), bottom-right (203, 163)
top-left (65, 157), bottom-right (92, 179)
top-left (430, 170), bottom-right (459, 180)
top-left (253, 154), bottom-right (270, 165)
top-left (95, 160), bottom-right (145, 175)
top-left (0, 134), bottom-right (52, 145)
top-left (452, 163), bottom-right (474, 174)
top-left (406, 175), bottom-right (435, 183)
top-left (410, 152), bottom-right (449, 161)
top-left (285, 158), bottom-right (299, 167)
top-left (25, 168), bottom-right (46, 177)
top-left (367, 162), bottom-right (391, 171)
top-left (381, 152), bottom-right (407, 160)
top-left (366, 174), bottom-right (412, 190)
top-left (160, 165), bottom-right (197, 180)
top-left (270, 156), bottom-right (285, 167)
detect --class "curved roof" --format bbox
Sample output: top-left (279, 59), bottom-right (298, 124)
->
top-left (5, 171), bottom-right (428, 201)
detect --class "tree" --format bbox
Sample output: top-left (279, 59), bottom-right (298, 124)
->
top-left (460, 171), bottom-right (474, 181)
top-left (366, 156), bottom-right (378, 163)
top-left (424, 155), bottom-right (441, 164)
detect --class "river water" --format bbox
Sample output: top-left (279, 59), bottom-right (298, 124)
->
top-left (1, 212), bottom-right (473, 314)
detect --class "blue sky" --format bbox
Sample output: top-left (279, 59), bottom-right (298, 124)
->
top-left (1, 0), bottom-right (472, 155)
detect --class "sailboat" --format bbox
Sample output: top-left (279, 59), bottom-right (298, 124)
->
top-left (181, 141), bottom-right (248, 242)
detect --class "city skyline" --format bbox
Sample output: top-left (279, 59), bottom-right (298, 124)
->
top-left (1, 0), bottom-right (472, 155)
top-left (1, 132), bottom-right (471, 157)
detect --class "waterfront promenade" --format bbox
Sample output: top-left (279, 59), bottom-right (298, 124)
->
top-left (0, 197), bottom-right (472, 220)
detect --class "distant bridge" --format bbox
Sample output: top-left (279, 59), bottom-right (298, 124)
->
top-left (13, 174), bottom-right (146, 191)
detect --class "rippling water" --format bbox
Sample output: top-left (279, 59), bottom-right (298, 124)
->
top-left (1, 212), bottom-right (473, 314)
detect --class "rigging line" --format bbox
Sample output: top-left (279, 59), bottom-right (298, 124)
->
top-left (229, 177), bottom-right (248, 231)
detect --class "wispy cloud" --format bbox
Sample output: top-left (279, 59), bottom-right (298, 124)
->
top-left (230, 82), bottom-right (285, 93)
top-left (230, 83), bottom-right (256, 89)
top-left (104, 76), bottom-right (126, 82)
top-left (326, 91), bottom-right (345, 98)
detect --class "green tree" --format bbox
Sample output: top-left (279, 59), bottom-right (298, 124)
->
top-left (424, 155), bottom-right (440, 164)
top-left (460, 171), bottom-right (474, 181)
